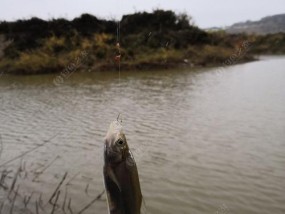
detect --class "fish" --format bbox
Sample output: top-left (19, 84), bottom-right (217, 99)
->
top-left (103, 120), bottom-right (142, 214)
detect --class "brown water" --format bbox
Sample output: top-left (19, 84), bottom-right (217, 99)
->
top-left (0, 56), bottom-right (285, 214)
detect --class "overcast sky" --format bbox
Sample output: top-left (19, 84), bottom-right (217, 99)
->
top-left (0, 0), bottom-right (284, 28)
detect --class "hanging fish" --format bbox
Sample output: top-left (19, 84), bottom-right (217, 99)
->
top-left (103, 120), bottom-right (142, 214)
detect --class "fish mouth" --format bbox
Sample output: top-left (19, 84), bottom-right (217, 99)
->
top-left (108, 121), bottom-right (123, 133)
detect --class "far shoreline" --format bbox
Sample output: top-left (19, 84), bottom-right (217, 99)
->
top-left (0, 56), bottom-right (258, 78)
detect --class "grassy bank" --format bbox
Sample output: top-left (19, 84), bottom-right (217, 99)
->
top-left (0, 10), bottom-right (283, 75)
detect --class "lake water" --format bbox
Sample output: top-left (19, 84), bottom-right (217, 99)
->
top-left (0, 56), bottom-right (284, 214)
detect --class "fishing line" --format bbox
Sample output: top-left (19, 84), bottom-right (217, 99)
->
top-left (115, 0), bottom-right (121, 86)
top-left (115, 3), bottom-right (122, 121)
top-left (117, 20), bottom-right (121, 88)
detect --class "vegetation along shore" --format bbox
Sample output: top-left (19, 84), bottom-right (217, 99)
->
top-left (0, 10), bottom-right (284, 75)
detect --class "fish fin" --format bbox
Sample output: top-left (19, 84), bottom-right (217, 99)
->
top-left (107, 167), bottom-right (122, 192)
top-left (126, 150), bottom-right (137, 168)
top-left (142, 195), bottom-right (148, 214)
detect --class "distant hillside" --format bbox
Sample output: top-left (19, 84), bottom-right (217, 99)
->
top-left (226, 14), bottom-right (285, 35)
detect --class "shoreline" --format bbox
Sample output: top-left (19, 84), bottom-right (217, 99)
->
top-left (0, 55), bottom-right (257, 76)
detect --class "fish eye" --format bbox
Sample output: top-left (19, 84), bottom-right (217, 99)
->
top-left (116, 139), bottom-right (125, 146)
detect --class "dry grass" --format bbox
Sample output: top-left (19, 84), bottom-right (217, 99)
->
top-left (0, 32), bottom-right (259, 74)
top-left (0, 134), bottom-right (105, 214)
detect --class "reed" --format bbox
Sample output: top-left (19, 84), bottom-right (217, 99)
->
top-left (0, 135), bottom-right (105, 214)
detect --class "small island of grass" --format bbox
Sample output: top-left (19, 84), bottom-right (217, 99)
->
top-left (0, 10), bottom-right (284, 75)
